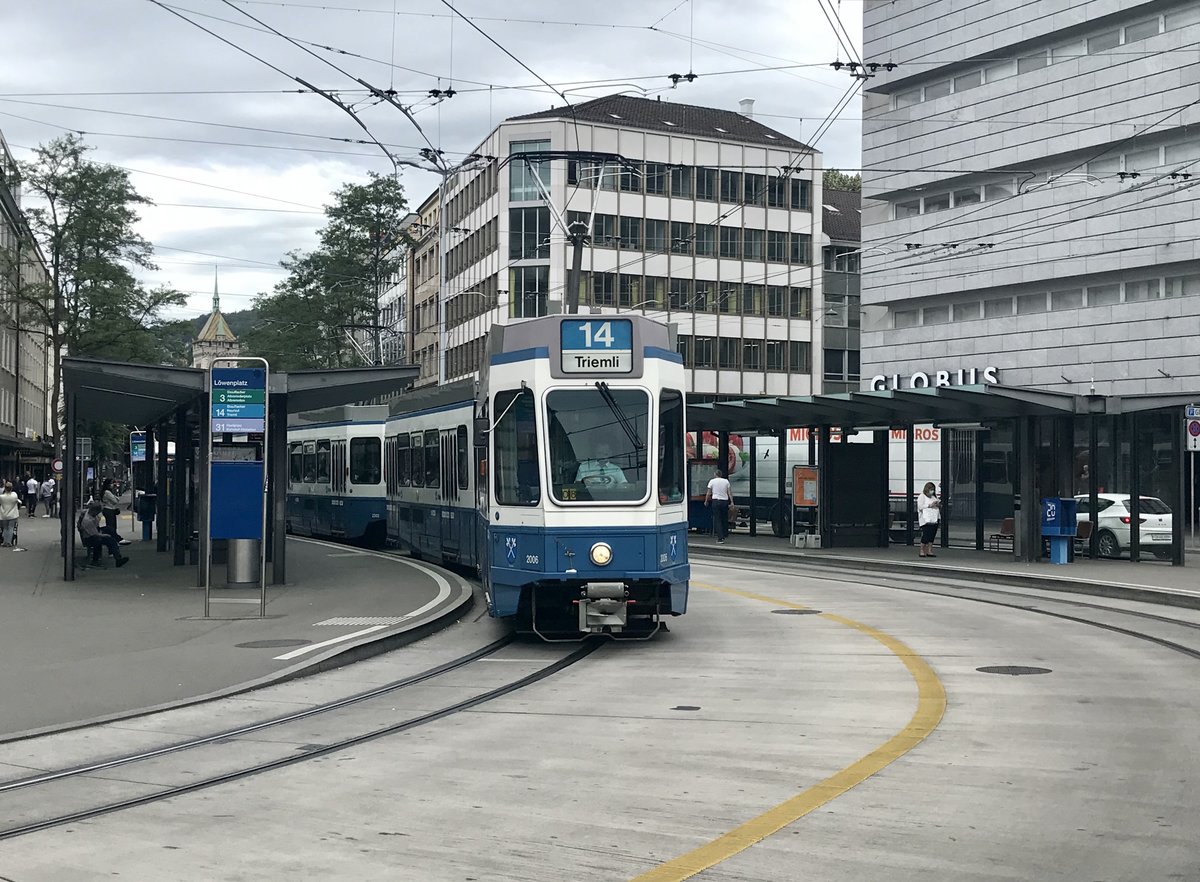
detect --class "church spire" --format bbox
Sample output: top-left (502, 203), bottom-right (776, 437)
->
top-left (213, 265), bottom-right (220, 314)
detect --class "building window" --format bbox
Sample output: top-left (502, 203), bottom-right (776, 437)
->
top-left (895, 199), bottom-right (921, 219)
top-left (766, 340), bottom-right (784, 371)
top-left (743, 173), bottom-right (765, 205)
top-left (509, 265), bottom-right (549, 318)
top-left (924, 193), bottom-right (950, 213)
top-left (718, 337), bottom-right (740, 369)
top-left (923, 305), bottom-right (949, 325)
top-left (789, 233), bottom-right (811, 264)
top-left (694, 336), bottom-right (715, 368)
top-left (1016, 293), bottom-right (1046, 314)
top-left (590, 272), bottom-right (616, 306)
top-left (644, 276), bottom-right (666, 309)
top-left (953, 301), bottom-right (981, 321)
top-left (644, 219), bottom-right (668, 253)
top-left (742, 340), bottom-right (762, 370)
top-left (720, 170), bottom-right (741, 202)
top-left (1017, 52), bottom-right (1049, 73)
top-left (1050, 289), bottom-right (1083, 310)
top-left (671, 221), bottom-right (693, 254)
top-left (594, 213), bottom-right (618, 247)
top-left (693, 281), bottom-right (713, 312)
top-left (985, 182), bottom-right (1014, 200)
top-left (894, 309), bottom-right (918, 328)
top-left (619, 274), bottom-right (642, 308)
top-left (789, 287), bottom-right (811, 318)
top-left (767, 231), bottom-right (788, 263)
top-left (1165, 274), bottom-right (1200, 298)
top-left (719, 225), bottom-right (741, 259)
top-left (509, 140), bottom-right (549, 201)
top-left (953, 187), bottom-right (982, 207)
top-left (954, 70), bottom-right (982, 93)
top-left (718, 283), bottom-right (738, 313)
top-left (508, 207), bottom-right (550, 260)
top-left (1125, 18), bottom-right (1160, 41)
top-left (669, 166), bottom-right (693, 198)
top-left (824, 245), bottom-right (860, 272)
top-left (696, 167), bottom-right (717, 200)
top-left (742, 284), bottom-right (763, 315)
top-left (924, 79), bottom-right (951, 100)
top-left (788, 341), bottom-right (811, 373)
top-left (894, 88), bottom-right (921, 108)
top-left (824, 348), bottom-right (845, 381)
top-left (767, 176), bottom-right (788, 208)
top-left (1125, 279), bottom-right (1160, 301)
top-left (743, 228), bottom-right (764, 261)
top-left (984, 298), bottom-right (1013, 317)
top-left (790, 178), bottom-right (811, 210)
top-left (677, 335), bottom-right (691, 365)
top-left (694, 224), bottom-right (716, 257)
top-left (645, 163), bottom-right (667, 195)
top-left (1087, 30), bottom-right (1120, 54)
top-left (669, 278), bottom-right (691, 310)
top-left (767, 285), bottom-right (786, 317)
top-left (619, 216), bottom-right (642, 249)
top-left (620, 161), bottom-right (642, 192)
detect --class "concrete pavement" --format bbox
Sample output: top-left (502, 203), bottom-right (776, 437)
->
top-left (0, 514), bottom-right (474, 738)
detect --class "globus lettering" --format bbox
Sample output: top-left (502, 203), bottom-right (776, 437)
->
top-left (869, 366), bottom-right (1000, 391)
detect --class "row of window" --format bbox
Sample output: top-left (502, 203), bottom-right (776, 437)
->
top-left (824, 246), bottom-right (861, 273)
top-left (586, 273), bottom-right (812, 318)
top-left (447, 160), bottom-right (499, 229)
top-left (446, 274), bottom-right (499, 330)
top-left (895, 135), bottom-right (1200, 219)
top-left (892, 6), bottom-right (1200, 110)
top-left (825, 293), bottom-right (861, 328)
top-left (567, 160), bottom-right (813, 211)
top-left (383, 427), bottom-right (470, 493)
top-left (564, 210), bottom-right (813, 263)
top-left (288, 438), bottom-right (380, 487)
top-left (676, 335), bottom-right (812, 372)
top-left (446, 218), bottom-right (498, 280)
top-left (824, 348), bottom-right (861, 382)
top-left (446, 334), bottom-right (488, 381)
top-left (893, 272), bottom-right (1200, 328)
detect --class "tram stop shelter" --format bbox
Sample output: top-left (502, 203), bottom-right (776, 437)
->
top-left (59, 356), bottom-right (418, 582)
top-left (687, 385), bottom-right (1196, 566)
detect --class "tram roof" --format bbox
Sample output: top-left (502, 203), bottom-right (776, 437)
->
top-left (684, 384), bottom-right (1199, 433)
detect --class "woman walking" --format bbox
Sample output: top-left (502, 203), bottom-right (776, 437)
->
top-left (0, 481), bottom-right (22, 549)
top-left (917, 481), bottom-right (941, 558)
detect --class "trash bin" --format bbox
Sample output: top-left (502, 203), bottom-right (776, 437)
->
top-left (137, 493), bottom-right (156, 541)
top-left (227, 538), bottom-right (261, 585)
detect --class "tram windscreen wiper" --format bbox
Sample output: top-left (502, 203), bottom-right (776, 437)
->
top-left (595, 381), bottom-right (643, 451)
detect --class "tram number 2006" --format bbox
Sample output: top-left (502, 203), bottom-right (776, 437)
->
top-left (525, 554), bottom-right (540, 565)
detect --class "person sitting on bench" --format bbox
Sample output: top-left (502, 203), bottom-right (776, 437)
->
top-left (78, 501), bottom-right (129, 567)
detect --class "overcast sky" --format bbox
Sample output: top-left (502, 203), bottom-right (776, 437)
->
top-left (2, 0), bottom-right (863, 322)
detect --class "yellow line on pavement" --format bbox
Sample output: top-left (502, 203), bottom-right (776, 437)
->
top-left (630, 580), bottom-right (946, 882)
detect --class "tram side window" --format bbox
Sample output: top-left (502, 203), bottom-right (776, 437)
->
top-left (303, 441), bottom-right (316, 483)
top-left (289, 443), bottom-right (303, 486)
top-left (457, 425), bottom-right (469, 489)
top-left (398, 434), bottom-right (410, 486)
top-left (316, 440), bottom-right (331, 484)
top-left (411, 432), bottom-right (425, 488)
top-left (424, 429), bottom-right (440, 489)
top-left (494, 388), bottom-right (540, 506)
top-left (350, 437), bottom-right (381, 484)
top-left (658, 390), bottom-right (685, 503)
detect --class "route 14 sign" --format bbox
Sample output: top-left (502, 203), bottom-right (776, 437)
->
top-left (560, 319), bottom-right (633, 374)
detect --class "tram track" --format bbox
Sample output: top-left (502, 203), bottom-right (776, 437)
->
top-left (696, 556), bottom-right (1200, 662)
top-left (0, 637), bottom-right (601, 842)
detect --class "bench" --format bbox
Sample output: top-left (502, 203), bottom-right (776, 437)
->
top-left (988, 517), bottom-right (1015, 552)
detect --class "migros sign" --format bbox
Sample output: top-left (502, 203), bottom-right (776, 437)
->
top-left (869, 366), bottom-right (999, 392)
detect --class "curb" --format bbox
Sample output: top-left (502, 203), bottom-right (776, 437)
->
top-left (0, 580), bottom-right (476, 745)
top-left (689, 545), bottom-right (1200, 611)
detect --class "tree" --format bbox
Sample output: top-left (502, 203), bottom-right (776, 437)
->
top-left (244, 172), bottom-right (410, 369)
top-left (823, 168), bottom-right (862, 191)
top-left (13, 134), bottom-right (186, 442)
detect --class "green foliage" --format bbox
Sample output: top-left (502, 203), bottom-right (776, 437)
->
top-left (243, 172), bottom-right (410, 369)
top-left (15, 134), bottom-right (187, 439)
top-left (823, 169), bottom-right (862, 192)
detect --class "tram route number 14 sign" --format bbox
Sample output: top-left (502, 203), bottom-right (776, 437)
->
top-left (560, 318), bottom-right (633, 374)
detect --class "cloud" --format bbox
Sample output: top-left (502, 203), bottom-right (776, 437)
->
top-left (4, 0), bottom-right (863, 319)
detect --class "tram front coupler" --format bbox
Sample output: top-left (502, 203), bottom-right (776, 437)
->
top-left (576, 581), bottom-right (629, 633)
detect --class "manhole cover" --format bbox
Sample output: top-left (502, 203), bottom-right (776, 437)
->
top-left (671, 705), bottom-right (701, 711)
top-left (976, 665), bottom-right (1052, 676)
top-left (235, 639), bottom-right (312, 649)
top-left (771, 609), bottom-right (821, 615)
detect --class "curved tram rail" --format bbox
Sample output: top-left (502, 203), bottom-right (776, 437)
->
top-left (0, 637), bottom-right (601, 841)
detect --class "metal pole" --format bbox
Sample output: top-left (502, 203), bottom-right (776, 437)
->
top-left (748, 435), bottom-right (757, 537)
top-left (270, 391), bottom-right (288, 586)
top-left (436, 172), bottom-right (448, 385)
top-left (63, 392), bottom-right (76, 581)
top-left (905, 424), bottom-right (915, 547)
top-left (565, 226), bottom-right (586, 315)
top-left (1190, 449), bottom-right (1195, 548)
top-left (156, 422), bottom-right (169, 553)
top-left (173, 406), bottom-right (187, 566)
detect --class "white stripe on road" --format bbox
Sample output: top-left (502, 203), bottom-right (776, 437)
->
top-left (274, 625), bottom-right (387, 660)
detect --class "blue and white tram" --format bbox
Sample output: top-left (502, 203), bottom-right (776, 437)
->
top-left (476, 314), bottom-right (689, 637)
top-left (286, 405), bottom-right (387, 545)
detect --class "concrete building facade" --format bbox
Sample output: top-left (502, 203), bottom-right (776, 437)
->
top-left (860, 0), bottom-right (1200, 396)
top-left (410, 95), bottom-right (824, 396)
top-left (821, 187), bottom-right (861, 393)
top-left (0, 130), bottom-right (52, 473)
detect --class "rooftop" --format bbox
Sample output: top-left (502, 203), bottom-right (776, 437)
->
top-left (195, 309), bottom-right (236, 344)
top-left (822, 188), bottom-right (861, 242)
top-left (508, 94), bottom-right (810, 151)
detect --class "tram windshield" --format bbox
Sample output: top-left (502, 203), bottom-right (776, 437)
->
top-left (547, 387), bottom-right (649, 503)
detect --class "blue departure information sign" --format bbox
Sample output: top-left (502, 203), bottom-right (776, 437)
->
top-left (211, 367), bottom-right (267, 434)
top-left (560, 318), bottom-right (633, 373)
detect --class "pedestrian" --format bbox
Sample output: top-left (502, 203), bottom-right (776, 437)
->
top-left (78, 501), bottom-right (129, 567)
top-left (0, 481), bottom-right (20, 549)
top-left (705, 468), bottom-right (733, 544)
top-left (917, 481), bottom-right (941, 558)
top-left (39, 476), bottom-right (55, 518)
top-left (100, 478), bottom-right (130, 546)
top-left (25, 474), bottom-right (39, 518)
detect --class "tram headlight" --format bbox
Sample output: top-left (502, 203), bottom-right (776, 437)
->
top-left (590, 542), bottom-right (613, 566)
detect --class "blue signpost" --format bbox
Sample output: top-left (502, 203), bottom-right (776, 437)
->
top-left (1041, 496), bottom-right (1078, 565)
top-left (206, 360), bottom-right (269, 616)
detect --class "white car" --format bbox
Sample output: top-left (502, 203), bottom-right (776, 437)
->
top-left (1074, 494), bottom-right (1173, 559)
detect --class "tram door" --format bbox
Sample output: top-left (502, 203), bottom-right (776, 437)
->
top-left (439, 428), bottom-right (461, 560)
top-left (330, 439), bottom-right (347, 536)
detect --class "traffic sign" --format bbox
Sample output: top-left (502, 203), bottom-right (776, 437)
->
top-left (76, 436), bottom-right (92, 459)
top-left (130, 431), bottom-right (146, 463)
top-left (1188, 405), bottom-right (1200, 419)
top-left (52, 459), bottom-right (63, 473)
top-left (1188, 418), bottom-right (1200, 451)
